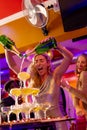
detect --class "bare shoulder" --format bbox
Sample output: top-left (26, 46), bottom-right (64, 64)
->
top-left (81, 71), bottom-right (87, 77)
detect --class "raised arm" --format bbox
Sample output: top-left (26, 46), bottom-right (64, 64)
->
top-left (53, 43), bottom-right (73, 84)
top-left (5, 49), bottom-right (30, 74)
top-left (5, 49), bottom-right (22, 74)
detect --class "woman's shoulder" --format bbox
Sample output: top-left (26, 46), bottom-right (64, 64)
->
top-left (80, 71), bottom-right (87, 81)
top-left (80, 71), bottom-right (87, 77)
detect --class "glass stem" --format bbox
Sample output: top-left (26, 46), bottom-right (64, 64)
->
top-left (44, 110), bottom-right (46, 119)
top-left (23, 80), bottom-right (26, 88)
top-left (17, 113), bottom-right (20, 121)
top-left (15, 97), bottom-right (18, 106)
top-left (7, 114), bottom-right (10, 122)
top-left (25, 113), bottom-right (28, 121)
top-left (25, 96), bottom-right (28, 104)
top-left (28, 110), bottom-right (31, 119)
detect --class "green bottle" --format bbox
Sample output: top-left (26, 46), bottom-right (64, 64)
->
top-left (35, 37), bottom-right (57, 54)
top-left (0, 35), bottom-right (22, 57)
top-left (26, 37), bottom-right (57, 56)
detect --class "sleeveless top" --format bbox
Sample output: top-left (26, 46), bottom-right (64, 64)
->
top-left (35, 74), bottom-right (64, 118)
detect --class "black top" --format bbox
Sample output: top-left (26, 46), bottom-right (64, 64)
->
top-left (0, 96), bottom-right (22, 122)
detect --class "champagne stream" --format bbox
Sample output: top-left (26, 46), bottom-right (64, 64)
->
top-left (20, 57), bottom-right (25, 72)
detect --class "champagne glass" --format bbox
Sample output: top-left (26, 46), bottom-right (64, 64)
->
top-left (10, 105), bottom-right (21, 122)
top-left (18, 71), bottom-right (30, 88)
top-left (21, 87), bottom-right (40, 104)
top-left (21, 88), bottom-right (31, 103)
top-left (30, 88), bottom-right (40, 118)
top-left (10, 88), bottom-right (21, 106)
top-left (41, 102), bottom-right (51, 119)
top-left (32, 88), bottom-right (40, 96)
top-left (31, 103), bottom-right (42, 119)
top-left (20, 102), bottom-right (32, 121)
top-left (1, 106), bottom-right (11, 122)
top-left (31, 88), bottom-right (40, 103)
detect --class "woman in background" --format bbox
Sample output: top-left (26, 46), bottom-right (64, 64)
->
top-left (61, 53), bottom-right (87, 117)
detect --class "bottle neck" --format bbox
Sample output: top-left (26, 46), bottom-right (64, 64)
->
top-left (11, 45), bottom-right (23, 58)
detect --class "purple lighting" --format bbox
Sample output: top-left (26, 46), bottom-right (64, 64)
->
top-left (0, 69), bottom-right (9, 75)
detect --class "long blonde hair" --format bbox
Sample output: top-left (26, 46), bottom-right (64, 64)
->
top-left (27, 53), bottom-right (53, 88)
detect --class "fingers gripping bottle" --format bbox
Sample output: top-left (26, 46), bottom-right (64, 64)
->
top-left (0, 35), bottom-right (57, 57)
top-left (26, 37), bottom-right (57, 56)
top-left (0, 35), bottom-right (23, 57)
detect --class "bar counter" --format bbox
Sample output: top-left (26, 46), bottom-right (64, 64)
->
top-left (0, 117), bottom-right (75, 130)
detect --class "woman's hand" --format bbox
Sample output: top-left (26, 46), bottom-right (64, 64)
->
top-left (61, 79), bottom-right (70, 89)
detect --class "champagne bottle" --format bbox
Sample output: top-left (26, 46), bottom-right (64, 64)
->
top-left (0, 35), bottom-right (23, 57)
top-left (26, 37), bottom-right (57, 57)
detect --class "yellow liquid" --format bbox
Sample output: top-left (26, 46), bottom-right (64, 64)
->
top-left (11, 106), bottom-right (21, 114)
top-left (11, 108), bottom-right (21, 114)
top-left (32, 88), bottom-right (40, 96)
top-left (21, 106), bottom-right (29, 113)
top-left (21, 88), bottom-right (40, 96)
top-left (32, 106), bottom-right (42, 112)
top-left (10, 88), bottom-right (21, 97)
top-left (18, 72), bottom-right (30, 81)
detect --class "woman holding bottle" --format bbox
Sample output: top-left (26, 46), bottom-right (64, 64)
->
top-left (4, 37), bottom-right (73, 130)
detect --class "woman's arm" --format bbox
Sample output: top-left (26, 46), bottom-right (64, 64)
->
top-left (61, 79), bottom-right (87, 104)
top-left (5, 49), bottom-right (20, 74)
top-left (53, 43), bottom-right (73, 84)
top-left (5, 49), bottom-right (30, 74)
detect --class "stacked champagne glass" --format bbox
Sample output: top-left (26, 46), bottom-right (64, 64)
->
top-left (1, 71), bottom-right (51, 123)
top-left (10, 71), bottom-right (40, 122)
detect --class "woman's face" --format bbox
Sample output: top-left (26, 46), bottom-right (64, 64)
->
top-left (76, 55), bottom-right (87, 73)
top-left (34, 55), bottom-right (49, 76)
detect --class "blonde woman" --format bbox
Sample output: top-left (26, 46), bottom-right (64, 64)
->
top-left (5, 38), bottom-right (73, 130)
top-left (61, 53), bottom-right (87, 116)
